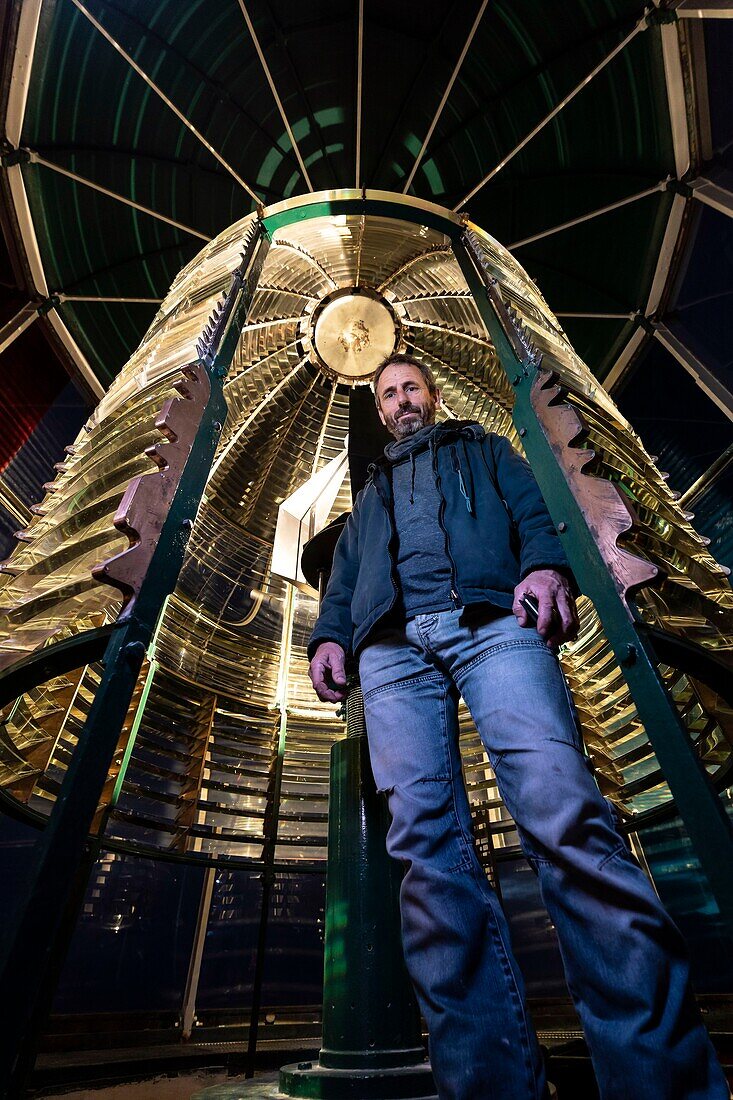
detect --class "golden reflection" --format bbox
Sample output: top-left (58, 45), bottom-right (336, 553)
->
top-left (0, 192), bottom-right (731, 863)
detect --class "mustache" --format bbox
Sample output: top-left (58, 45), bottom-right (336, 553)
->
top-left (395, 405), bottom-right (421, 418)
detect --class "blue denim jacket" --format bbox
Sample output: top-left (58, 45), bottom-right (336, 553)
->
top-left (307, 421), bottom-right (573, 660)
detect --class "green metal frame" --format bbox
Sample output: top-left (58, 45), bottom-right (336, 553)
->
top-left (451, 229), bottom-right (733, 932)
top-left (0, 221), bottom-right (271, 1095)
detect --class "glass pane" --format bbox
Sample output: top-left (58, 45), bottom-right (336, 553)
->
top-left (196, 868), bottom-right (263, 1012)
top-left (260, 872), bottom-right (326, 1008)
top-left (53, 851), bottom-right (204, 1013)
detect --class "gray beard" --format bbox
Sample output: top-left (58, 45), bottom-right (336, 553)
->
top-left (394, 417), bottom-right (424, 438)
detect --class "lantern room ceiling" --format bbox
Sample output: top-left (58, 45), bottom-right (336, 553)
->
top-left (0, 0), bottom-right (720, 398)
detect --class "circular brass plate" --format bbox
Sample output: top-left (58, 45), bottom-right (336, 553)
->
top-left (309, 287), bottom-right (400, 383)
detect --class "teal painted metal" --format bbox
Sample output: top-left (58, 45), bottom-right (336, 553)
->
top-left (278, 703), bottom-right (434, 1099)
top-left (0, 624), bottom-right (113, 709)
top-left (452, 231), bottom-right (733, 933)
top-left (0, 223), bottom-right (271, 1096)
top-left (319, 733), bottom-right (422, 1071)
top-left (262, 193), bottom-right (464, 241)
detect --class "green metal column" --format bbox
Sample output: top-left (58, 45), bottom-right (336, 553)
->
top-left (0, 223), bottom-right (270, 1097)
top-left (453, 229), bottom-right (733, 932)
top-left (278, 683), bottom-right (436, 1100)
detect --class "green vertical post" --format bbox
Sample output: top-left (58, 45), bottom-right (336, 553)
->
top-left (452, 230), bottom-right (733, 932)
top-left (278, 684), bottom-right (435, 1100)
top-left (0, 224), bottom-right (271, 1097)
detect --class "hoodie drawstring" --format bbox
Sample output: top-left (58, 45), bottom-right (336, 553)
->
top-left (409, 453), bottom-right (416, 505)
top-left (451, 444), bottom-right (474, 515)
top-left (460, 438), bottom-right (475, 515)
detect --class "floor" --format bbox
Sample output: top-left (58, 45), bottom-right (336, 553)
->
top-left (32, 1071), bottom-right (230, 1099)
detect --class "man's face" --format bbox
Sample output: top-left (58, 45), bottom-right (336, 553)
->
top-left (375, 363), bottom-right (441, 439)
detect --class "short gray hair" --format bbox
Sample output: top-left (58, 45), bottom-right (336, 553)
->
top-left (372, 353), bottom-right (438, 407)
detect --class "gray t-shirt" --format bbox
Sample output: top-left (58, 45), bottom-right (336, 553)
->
top-left (385, 424), bottom-right (454, 618)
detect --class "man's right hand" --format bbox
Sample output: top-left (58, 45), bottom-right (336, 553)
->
top-left (309, 641), bottom-right (348, 703)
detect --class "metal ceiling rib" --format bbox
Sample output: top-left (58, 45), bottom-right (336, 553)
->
top-left (236, 0), bottom-right (314, 192)
top-left (402, 0), bottom-right (489, 195)
top-left (4, 0), bottom-right (103, 398)
top-left (68, 0), bottom-right (262, 203)
top-left (355, 0), bottom-right (364, 187)
top-left (602, 10), bottom-right (692, 391)
top-left (28, 151), bottom-right (212, 241)
top-left (454, 13), bottom-right (649, 209)
top-left (508, 180), bottom-right (670, 249)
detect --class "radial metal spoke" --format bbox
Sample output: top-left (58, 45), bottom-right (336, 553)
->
top-left (393, 291), bottom-right (472, 304)
top-left (0, 304), bottom-right (39, 355)
top-left (30, 152), bottom-right (211, 241)
top-left (402, 0), bottom-right (488, 195)
top-left (69, 0), bottom-right (262, 203)
top-left (224, 338), bottom-right (301, 389)
top-left (555, 311), bottom-right (633, 319)
top-left (509, 181), bottom-right (668, 248)
top-left (60, 295), bottom-right (163, 304)
top-left (455, 14), bottom-right (648, 209)
top-left (355, 0), bottom-right (364, 186)
top-left (274, 241), bottom-right (338, 289)
top-left (237, 1), bottom-right (314, 191)
top-left (654, 322), bottom-right (733, 421)
top-left (237, 316), bottom-right (303, 331)
top-left (309, 383), bottom-right (338, 478)
top-left (690, 176), bottom-right (733, 218)
top-left (675, 0), bottom-right (733, 17)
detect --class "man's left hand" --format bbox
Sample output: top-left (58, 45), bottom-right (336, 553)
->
top-left (513, 569), bottom-right (579, 649)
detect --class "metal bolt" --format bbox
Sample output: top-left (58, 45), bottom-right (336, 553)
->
top-left (518, 427), bottom-right (527, 438)
top-left (297, 1062), bottom-right (312, 1071)
top-left (621, 644), bottom-right (638, 668)
top-left (213, 421), bottom-right (222, 432)
top-left (124, 641), bottom-right (147, 665)
top-left (557, 522), bottom-right (567, 533)
top-left (181, 518), bottom-right (194, 530)
top-left (512, 374), bottom-right (521, 385)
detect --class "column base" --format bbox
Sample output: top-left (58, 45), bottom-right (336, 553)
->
top-left (191, 1062), bottom-right (437, 1100)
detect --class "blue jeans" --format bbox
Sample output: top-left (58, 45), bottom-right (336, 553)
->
top-left (359, 607), bottom-right (728, 1100)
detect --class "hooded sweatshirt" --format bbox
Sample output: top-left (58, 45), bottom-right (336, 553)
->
top-left (307, 421), bottom-right (574, 662)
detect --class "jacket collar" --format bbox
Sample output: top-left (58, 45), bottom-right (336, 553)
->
top-left (367, 419), bottom-right (485, 477)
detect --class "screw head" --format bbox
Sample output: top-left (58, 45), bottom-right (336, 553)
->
top-left (518, 427), bottom-right (527, 438)
top-left (557, 522), bottom-right (567, 533)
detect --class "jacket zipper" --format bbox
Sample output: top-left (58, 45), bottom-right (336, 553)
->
top-left (372, 468), bottom-right (400, 608)
top-left (431, 443), bottom-right (462, 609)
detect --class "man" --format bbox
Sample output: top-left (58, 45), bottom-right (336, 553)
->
top-left (308, 353), bottom-right (727, 1100)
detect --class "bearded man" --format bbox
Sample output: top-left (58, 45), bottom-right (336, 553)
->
top-left (308, 352), bottom-right (727, 1100)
